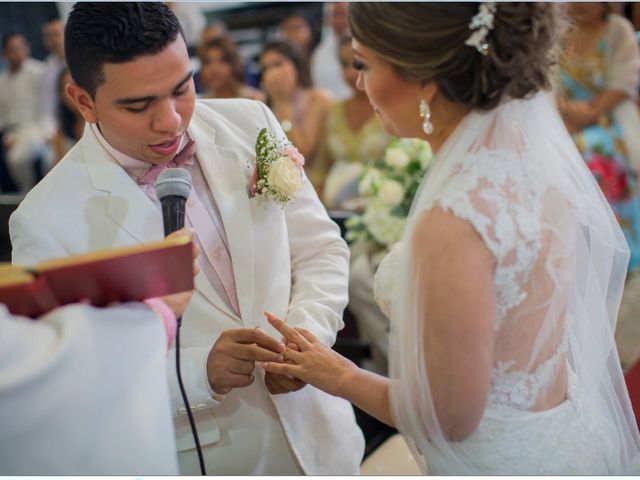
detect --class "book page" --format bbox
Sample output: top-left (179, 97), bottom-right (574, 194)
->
top-left (37, 234), bottom-right (192, 272)
top-left (0, 264), bottom-right (35, 287)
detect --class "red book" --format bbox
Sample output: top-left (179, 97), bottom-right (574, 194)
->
top-left (0, 235), bottom-right (194, 318)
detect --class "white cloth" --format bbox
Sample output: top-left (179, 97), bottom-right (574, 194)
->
top-left (377, 92), bottom-right (640, 474)
top-left (310, 30), bottom-right (352, 101)
top-left (0, 303), bottom-right (178, 474)
top-left (9, 98), bottom-right (365, 475)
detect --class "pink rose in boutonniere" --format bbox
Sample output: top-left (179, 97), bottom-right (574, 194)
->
top-left (250, 128), bottom-right (306, 207)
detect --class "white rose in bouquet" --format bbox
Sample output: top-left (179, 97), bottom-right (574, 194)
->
top-left (267, 156), bottom-right (303, 197)
top-left (346, 137), bottom-right (432, 267)
top-left (359, 168), bottom-right (383, 196)
top-left (418, 142), bottom-right (433, 168)
top-left (378, 179), bottom-right (405, 207)
top-left (384, 147), bottom-right (410, 169)
top-left (362, 202), bottom-right (406, 247)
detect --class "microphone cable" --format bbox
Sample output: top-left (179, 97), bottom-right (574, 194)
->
top-left (175, 316), bottom-right (206, 475)
top-left (155, 169), bottom-right (206, 475)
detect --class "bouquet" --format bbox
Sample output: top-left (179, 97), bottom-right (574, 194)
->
top-left (346, 137), bottom-right (433, 267)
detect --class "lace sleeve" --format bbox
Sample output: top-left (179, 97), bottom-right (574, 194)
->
top-left (373, 242), bottom-right (405, 318)
top-left (432, 148), bottom-right (542, 327)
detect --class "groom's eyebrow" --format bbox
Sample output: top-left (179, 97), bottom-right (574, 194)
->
top-left (114, 70), bottom-right (194, 105)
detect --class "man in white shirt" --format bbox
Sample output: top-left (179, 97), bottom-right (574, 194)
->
top-left (0, 33), bottom-right (50, 192)
top-left (10, 2), bottom-right (364, 475)
top-left (310, 2), bottom-right (352, 101)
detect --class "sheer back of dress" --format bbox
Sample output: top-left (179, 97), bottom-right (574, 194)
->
top-left (385, 92), bottom-right (640, 473)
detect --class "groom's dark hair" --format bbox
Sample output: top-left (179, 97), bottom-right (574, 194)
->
top-left (65, 2), bottom-right (184, 97)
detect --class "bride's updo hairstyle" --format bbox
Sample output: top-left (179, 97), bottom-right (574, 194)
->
top-left (348, 2), bottom-right (561, 111)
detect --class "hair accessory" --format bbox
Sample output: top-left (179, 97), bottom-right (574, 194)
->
top-left (419, 99), bottom-right (433, 135)
top-left (465, 2), bottom-right (496, 56)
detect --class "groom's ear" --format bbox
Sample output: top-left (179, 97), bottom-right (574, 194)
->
top-left (65, 81), bottom-right (99, 124)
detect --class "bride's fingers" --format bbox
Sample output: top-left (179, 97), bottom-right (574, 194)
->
top-left (282, 347), bottom-right (303, 363)
top-left (264, 312), bottom-right (312, 351)
top-left (294, 327), bottom-right (316, 343)
top-left (262, 360), bottom-right (302, 378)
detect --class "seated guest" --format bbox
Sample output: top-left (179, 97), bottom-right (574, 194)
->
top-left (278, 12), bottom-right (316, 84)
top-left (558, 2), bottom-right (640, 272)
top-left (259, 40), bottom-right (332, 165)
top-left (198, 37), bottom-right (264, 102)
top-left (311, 3), bottom-right (351, 101)
top-left (311, 35), bottom-right (391, 207)
top-left (193, 20), bottom-right (229, 94)
top-left (0, 33), bottom-right (51, 192)
top-left (41, 18), bottom-right (66, 134)
top-left (52, 68), bottom-right (85, 164)
top-left (199, 20), bottom-right (228, 51)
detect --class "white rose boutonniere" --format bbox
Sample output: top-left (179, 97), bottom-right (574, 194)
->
top-left (250, 128), bottom-right (305, 207)
top-left (267, 155), bottom-right (303, 197)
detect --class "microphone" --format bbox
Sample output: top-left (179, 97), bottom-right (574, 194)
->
top-left (153, 167), bottom-right (206, 475)
top-left (154, 168), bottom-right (192, 235)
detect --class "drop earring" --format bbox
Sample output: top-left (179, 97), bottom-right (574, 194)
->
top-left (419, 99), bottom-right (433, 135)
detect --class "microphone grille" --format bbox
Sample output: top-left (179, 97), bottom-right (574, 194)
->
top-left (155, 168), bottom-right (192, 200)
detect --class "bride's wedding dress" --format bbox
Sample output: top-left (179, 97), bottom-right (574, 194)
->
top-left (374, 92), bottom-right (640, 474)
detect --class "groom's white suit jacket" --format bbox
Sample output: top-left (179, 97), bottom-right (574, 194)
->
top-left (9, 99), bottom-right (365, 474)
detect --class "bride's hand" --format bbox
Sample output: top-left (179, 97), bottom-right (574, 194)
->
top-left (261, 312), bottom-right (358, 398)
top-left (264, 340), bottom-right (307, 394)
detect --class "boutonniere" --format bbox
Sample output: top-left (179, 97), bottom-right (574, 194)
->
top-left (249, 128), bottom-right (305, 207)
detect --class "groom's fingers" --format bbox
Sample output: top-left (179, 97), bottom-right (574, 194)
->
top-left (227, 358), bottom-right (255, 375)
top-left (264, 371), bottom-right (305, 394)
top-left (264, 312), bottom-right (312, 351)
top-left (225, 328), bottom-right (286, 353)
top-left (231, 343), bottom-right (285, 362)
top-left (219, 372), bottom-right (255, 390)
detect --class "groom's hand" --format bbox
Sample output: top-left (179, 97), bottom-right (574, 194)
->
top-left (207, 328), bottom-right (285, 395)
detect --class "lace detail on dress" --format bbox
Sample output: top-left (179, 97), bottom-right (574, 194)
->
top-left (430, 147), bottom-right (542, 329)
top-left (373, 242), bottom-right (404, 318)
top-left (488, 316), bottom-right (572, 410)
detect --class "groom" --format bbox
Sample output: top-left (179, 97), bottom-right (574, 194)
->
top-left (9, 2), bottom-right (364, 475)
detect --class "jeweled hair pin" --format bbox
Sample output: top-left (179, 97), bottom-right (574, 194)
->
top-left (465, 2), bottom-right (497, 56)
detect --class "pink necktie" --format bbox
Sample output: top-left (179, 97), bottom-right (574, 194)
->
top-left (137, 139), bottom-right (197, 186)
top-left (138, 139), bottom-right (241, 316)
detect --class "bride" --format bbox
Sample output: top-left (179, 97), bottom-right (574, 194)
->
top-left (262, 2), bottom-right (640, 474)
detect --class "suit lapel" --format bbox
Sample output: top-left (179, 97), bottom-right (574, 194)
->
top-left (81, 124), bottom-right (163, 244)
top-left (188, 107), bottom-right (255, 323)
